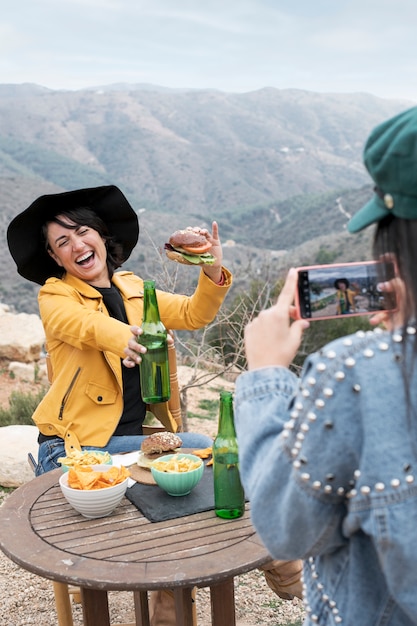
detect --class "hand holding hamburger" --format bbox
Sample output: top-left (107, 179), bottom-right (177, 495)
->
top-left (165, 221), bottom-right (223, 284)
top-left (165, 229), bottom-right (215, 266)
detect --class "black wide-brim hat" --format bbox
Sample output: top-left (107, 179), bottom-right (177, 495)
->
top-left (7, 185), bottom-right (139, 285)
top-left (334, 278), bottom-right (349, 289)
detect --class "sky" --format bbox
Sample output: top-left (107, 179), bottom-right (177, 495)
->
top-left (1, 0), bottom-right (417, 102)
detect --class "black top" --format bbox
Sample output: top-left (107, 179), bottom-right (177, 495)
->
top-left (94, 283), bottom-right (146, 436)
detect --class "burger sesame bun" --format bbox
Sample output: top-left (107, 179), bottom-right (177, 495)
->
top-left (141, 432), bottom-right (183, 456)
top-left (169, 230), bottom-right (211, 252)
top-left (137, 432), bottom-right (183, 468)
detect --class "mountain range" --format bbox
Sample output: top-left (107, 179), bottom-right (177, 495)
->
top-left (0, 83), bottom-right (411, 313)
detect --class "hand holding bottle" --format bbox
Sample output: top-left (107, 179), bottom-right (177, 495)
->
top-left (123, 324), bottom-right (174, 367)
top-left (123, 327), bottom-right (145, 367)
top-left (135, 280), bottom-right (171, 403)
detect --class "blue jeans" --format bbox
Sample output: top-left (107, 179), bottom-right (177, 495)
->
top-left (35, 432), bottom-right (213, 476)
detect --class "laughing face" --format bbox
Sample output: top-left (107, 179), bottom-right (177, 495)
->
top-left (46, 215), bottom-right (110, 287)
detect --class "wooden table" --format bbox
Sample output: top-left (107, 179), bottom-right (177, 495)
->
top-left (0, 469), bottom-right (270, 625)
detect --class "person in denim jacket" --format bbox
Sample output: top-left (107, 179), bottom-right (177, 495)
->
top-left (234, 105), bottom-right (417, 625)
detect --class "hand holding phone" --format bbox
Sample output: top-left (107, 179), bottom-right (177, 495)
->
top-left (244, 268), bottom-right (309, 370)
top-left (295, 261), bottom-right (396, 321)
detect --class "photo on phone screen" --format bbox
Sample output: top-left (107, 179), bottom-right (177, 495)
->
top-left (296, 261), bottom-right (396, 321)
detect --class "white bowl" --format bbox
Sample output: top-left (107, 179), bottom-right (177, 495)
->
top-left (59, 465), bottom-right (129, 519)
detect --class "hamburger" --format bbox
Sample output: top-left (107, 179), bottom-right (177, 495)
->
top-left (137, 432), bottom-right (183, 468)
top-left (164, 229), bottom-right (216, 266)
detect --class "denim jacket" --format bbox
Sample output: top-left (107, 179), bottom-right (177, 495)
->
top-left (235, 327), bottom-right (417, 625)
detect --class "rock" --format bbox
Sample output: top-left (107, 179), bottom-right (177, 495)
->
top-left (8, 360), bottom-right (49, 385)
top-left (0, 425), bottom-right (39, 487)
top-left (0, 312), bottom-right (45, 362)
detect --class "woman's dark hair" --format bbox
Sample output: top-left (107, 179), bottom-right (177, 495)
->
top-left (373, 215), bottom-right (417, 325)
top-left (42, 207), bottom-right (125, 279)
top-left (374, 215), bottom-right (417, 430)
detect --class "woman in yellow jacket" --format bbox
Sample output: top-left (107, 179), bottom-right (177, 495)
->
top-left (334, 277), bottom-right (358, 315)
top-left (7, 185), bottom-right (231, 474)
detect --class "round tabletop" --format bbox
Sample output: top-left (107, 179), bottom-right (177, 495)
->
top-left (0, 469), bottom-right (270, 591)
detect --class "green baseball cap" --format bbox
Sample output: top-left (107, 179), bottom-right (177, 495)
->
top-left (348, 106), bottom-right (417, 233)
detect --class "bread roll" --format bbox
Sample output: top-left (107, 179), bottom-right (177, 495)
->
top-left (141, 432), bottom-right (183, 455)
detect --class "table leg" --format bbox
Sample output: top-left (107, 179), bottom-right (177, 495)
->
top-left (173, 587), bottom-right (197, 626)
top-left (53, 582), bottom-right (74, 626)
top-left (80, 588), bottom-right (111, 626)
top-left (133, 591), bottom-right (150, 626)
top-left (210, 578), bottom-right (236, 626)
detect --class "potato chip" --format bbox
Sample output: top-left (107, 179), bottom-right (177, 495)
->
top-left (191, 447), bottom-right (212, 459)
top-left (58, 449), bottom-right (112, 467)
top-left (68, 466), bottom-right (130, 490)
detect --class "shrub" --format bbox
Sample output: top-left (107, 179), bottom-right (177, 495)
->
top-left (0, 388), bottom-right (47, 427)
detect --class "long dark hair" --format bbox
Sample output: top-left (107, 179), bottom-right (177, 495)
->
top-left (42, 207), bottom-right (125, 279)
top-left (373, 215), bottom-right (417, 326)
top-left (374, 215), bottom-right (417, 431)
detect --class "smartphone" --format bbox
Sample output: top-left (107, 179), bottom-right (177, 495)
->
top-left (295, 260), bottom-right (396, 321)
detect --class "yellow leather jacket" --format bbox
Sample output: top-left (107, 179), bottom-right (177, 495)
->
top-left (34, 268), bottom-right (232, 452)
top-left (336, 288), bottom-right (357, 315)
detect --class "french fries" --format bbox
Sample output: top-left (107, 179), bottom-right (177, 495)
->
top-left (151, 457), bottom-right (202, 473)
top-left (58, 449), bottom-right (112, 467)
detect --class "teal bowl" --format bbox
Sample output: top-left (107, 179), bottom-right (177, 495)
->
top-left (150, 453), bottom-right (204, 496)
top-left (60, 450), bottom-right (113, 473)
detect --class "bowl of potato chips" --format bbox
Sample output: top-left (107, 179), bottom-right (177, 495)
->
top-left (58, 449), bottom-right (113, 472)
top-left (59, 464), bottom-right (130, 518)
top-left (150, 453), bottom-right (204, 496)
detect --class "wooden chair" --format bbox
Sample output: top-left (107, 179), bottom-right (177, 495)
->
top-left (33, 340), bottom-right (194, 626)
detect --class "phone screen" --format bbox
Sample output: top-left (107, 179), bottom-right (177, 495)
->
top-left (296, 261), bottom-right (396, 320)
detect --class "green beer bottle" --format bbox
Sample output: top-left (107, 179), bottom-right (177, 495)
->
top-left (213, 390), bottom-right (245, 519)
top-left (139, 280), bottom-right (171, 403)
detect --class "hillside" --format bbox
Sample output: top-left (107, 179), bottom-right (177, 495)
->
top-left (0, 84), bottom-right (411, 213)
top-left (0, 84), bottom-right (407, 312)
